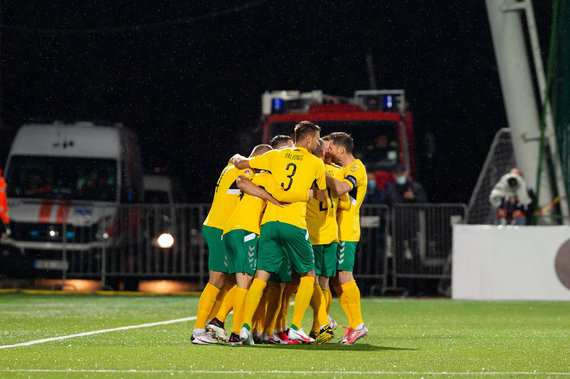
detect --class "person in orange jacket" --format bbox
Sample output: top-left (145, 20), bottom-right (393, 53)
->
top-left (0, 169), bottom-right (10, 238)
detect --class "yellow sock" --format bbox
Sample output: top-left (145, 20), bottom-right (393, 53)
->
top-left (252, 289), bottom-right (268, 332)
top-left (231, 287), bottom-right (248, 334)
top-left (213, 284), bottom-right (236, 323)
top-left (291, 276), bottom-right (315, 330)
top-left (277, 282), bottom-right (297, 330)
top-left (242, 278), bottom-right (267, 331)
top-left (341, 280), bottom-right (364, 329)
top-left (335, 284), bottom-right (353, 326)
top-left (207, 281), bottom-right (234, 321)
top-left (195, 283), bottom-right (220, 329)
top-left (263, 284), bottom-right (283, 335)
top-left (310, 284), bottom-right (329, 330)
top-left (323, 288), bottom-right (332, 314)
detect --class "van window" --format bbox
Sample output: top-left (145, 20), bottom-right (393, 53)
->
top-left (6, 156), bottom-right (117, 201)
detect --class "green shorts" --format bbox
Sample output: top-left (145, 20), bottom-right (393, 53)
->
top-left (257, 221), bottom-right (315, 275)
top-left (337, 241), bottom-right (358, 272)
top-left (202, 225), bottom-right (231, 273)
top-left (223, 229), bottom-right (257, 276)
top-left (313, 242), bottom-right (338, 277)
top-left (269, 257), bottom-right (293, 283)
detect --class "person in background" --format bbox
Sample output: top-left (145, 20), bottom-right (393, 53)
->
top-left (385, 164), bottom-right (427, 207)
top-left (489, 168), bottom-right (535, 225)
top-left (0, 169), bottom-right (9, 239)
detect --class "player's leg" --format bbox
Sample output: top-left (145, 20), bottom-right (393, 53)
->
top-left (223, 230), bottom-right (257, 345)
top-left (320, 241), bottom-right (338, 329)
top-left (276, 272), bottom-right (299, 344)
top-left (207, 276), bottom-right (236, 342)
top-left (239, 222), bottom-right (282, 345)
top-left (280, 224), bottom-right (320, 343)
top-left (192, 225), bottom-right (228, 344)
top-left (261, 281), bottom-right (283, 343)
top-left (336, 241), bottom-right (367, 344)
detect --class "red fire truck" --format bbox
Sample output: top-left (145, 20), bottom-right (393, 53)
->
top-left (261, 90), bottom-right (415, 188)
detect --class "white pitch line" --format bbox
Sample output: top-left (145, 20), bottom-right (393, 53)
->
top-left (1, 370), bottom-right (569, 376)
top-left (0, 316), bottom-right (196, 350)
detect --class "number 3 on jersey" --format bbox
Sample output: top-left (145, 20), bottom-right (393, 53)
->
top-left (281, 163), bottom-right (297, 191)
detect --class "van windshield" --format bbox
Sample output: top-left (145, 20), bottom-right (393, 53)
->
top-left (6, 156), bottom-right (117, 201)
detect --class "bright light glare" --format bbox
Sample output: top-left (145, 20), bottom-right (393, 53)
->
top-left (157, 233), bottom-right (174, 248)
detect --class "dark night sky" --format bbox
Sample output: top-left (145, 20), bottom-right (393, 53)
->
top-left (0, 1), bottom-right (553, 203)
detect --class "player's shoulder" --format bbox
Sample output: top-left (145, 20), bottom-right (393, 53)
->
top-left (346, 159), bottom-right (366, 174)
top-left (326, 163), bottom-right (342, 175)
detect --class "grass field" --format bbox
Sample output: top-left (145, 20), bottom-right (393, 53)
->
top-left (0, 293), bottom-right (568, 378)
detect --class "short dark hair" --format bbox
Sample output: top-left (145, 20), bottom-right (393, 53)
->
top-left (321, 134), bottom-right (331, 142)
top-left (250, 144), bottom-right (272, 157)
top-left (294, 121), bottom-right (320, 142)
top-left (269, 135), bottom-right (292, 149)
top-left (328, 132), bottom-right (354, 154)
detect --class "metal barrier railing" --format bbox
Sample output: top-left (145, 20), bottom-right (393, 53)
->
top-left (4, 203), bottom-right (466, 294)
top-left (385, 203), bottom-right (467, 295)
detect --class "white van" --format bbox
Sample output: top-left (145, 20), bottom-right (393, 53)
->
top-left (0, 121), bottom-right (143, 276)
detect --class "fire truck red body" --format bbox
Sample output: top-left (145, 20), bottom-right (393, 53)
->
top-left (261, 90), bottom-right (415, 186)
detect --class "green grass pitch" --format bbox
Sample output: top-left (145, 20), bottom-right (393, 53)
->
top-left (0, 293), bottom-right (568, 377)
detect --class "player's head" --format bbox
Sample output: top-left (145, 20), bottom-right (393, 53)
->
top-left (328, 132), bottom-right (354, 159)
top-left (313, 138), bottom-right (325, 160)
top-left (270, 135), bottom-right (294, 150)
top-left (294, 121), bottom-right (321, 154)
top-left (249, 144), bottom-right (272, 157)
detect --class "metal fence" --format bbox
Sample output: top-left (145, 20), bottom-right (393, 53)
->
top-left (386, 203), bottom-right (467, 296)
top-left (3, 203), bottom-right (466, 294)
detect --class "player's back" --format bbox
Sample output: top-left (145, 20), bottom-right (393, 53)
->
top-left (250, 147), bottom-right (325, 230)
top-left (203, 163), bottom-right (253, 229)
top-left (306, 163), bottom-right (343, 244)
top-left (223, 172), bottom-right (274, 236)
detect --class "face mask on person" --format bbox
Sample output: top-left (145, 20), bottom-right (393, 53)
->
top-left (368, 180), bottom-right (376, 190)
top-left (395, 176), bottom-right (407, 186)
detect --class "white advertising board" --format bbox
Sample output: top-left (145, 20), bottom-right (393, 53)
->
top-left (452, 225), bottom-right (570, 300)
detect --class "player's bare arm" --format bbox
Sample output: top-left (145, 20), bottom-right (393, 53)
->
top-left (325, 171), bottom-right (351, 196)
top-left (230, 154), bottom-right (252, 170)
top-left (236, 175), bottom-right (285, 208)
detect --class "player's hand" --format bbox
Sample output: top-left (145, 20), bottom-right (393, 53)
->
top-left (308, 190), bottom-right (314, 201)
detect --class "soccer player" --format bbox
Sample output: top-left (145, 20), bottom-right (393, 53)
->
top-left (325, 131), bottom-right (369, 344)
top-left (221, 144), bottom-right (278, 345)
top-left (231, 121), bottom-right (330, 345)
top-left (306, 138), bottom-right (347, 339)
top-left (191, 149), bottom-right (286, 345)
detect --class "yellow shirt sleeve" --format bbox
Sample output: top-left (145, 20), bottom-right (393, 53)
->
top-left (249, 150), bottom-right (278, 172)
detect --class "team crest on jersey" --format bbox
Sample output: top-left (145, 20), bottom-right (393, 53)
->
top-left (244, 169), bottom-right (252, 176)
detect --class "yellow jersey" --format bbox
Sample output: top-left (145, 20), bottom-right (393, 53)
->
top-left (306, 163), bottom-right (343, 245)
top-left (203, 163), bottom-right (254, 229)
top-left (337, 159), bottom-right (367, 242)
top-left (223, 172), bottom-right (276, 236)
top-left (249, 146), bottom-right (326, 229)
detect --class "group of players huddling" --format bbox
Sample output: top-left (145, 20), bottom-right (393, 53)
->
top-left (191, 121), bottom-right (368, 345)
